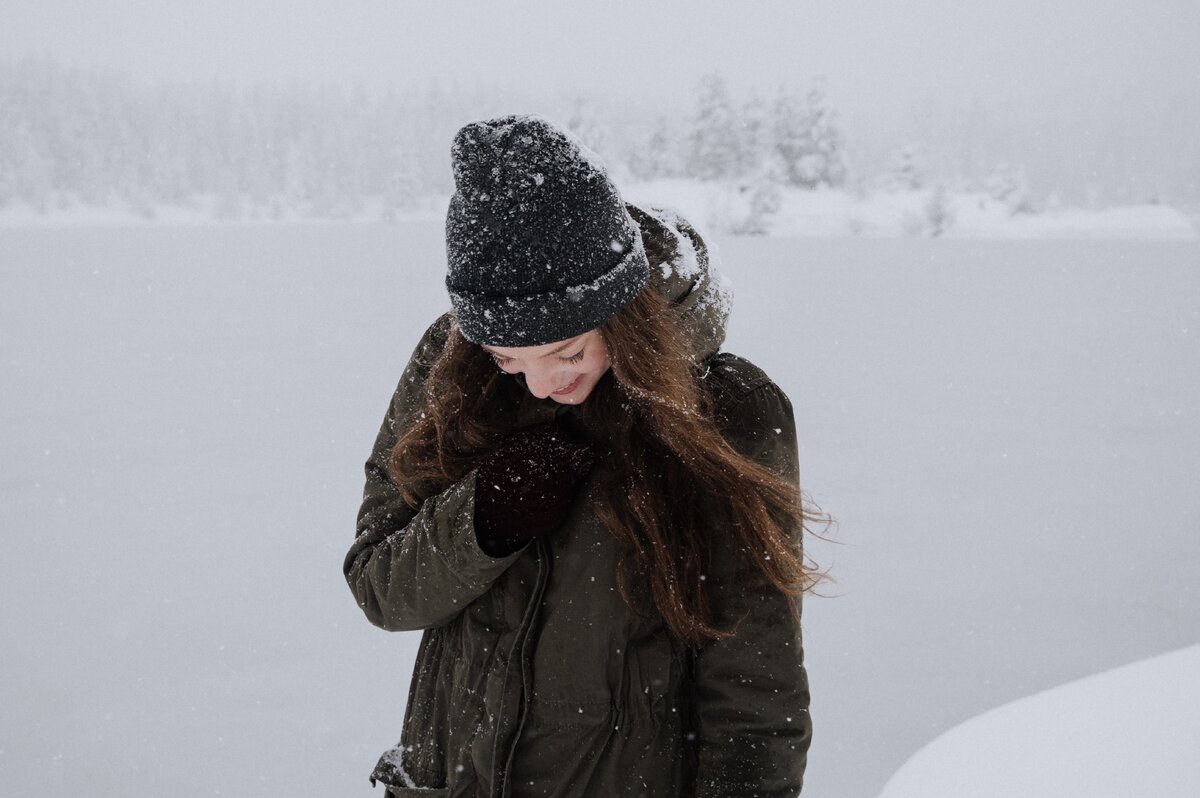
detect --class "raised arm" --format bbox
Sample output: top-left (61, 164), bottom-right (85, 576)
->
top-left (343, 315), bottom-right (523, 631)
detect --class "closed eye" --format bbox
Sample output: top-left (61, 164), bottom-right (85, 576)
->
top-left (490, 348), bottom-right (584, 369)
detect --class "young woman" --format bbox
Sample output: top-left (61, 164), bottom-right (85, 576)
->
top-left (344, 115), bottom-right (821, 797)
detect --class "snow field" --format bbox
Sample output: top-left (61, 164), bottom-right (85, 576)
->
top-left (1, 225), bottom-right (1197, 797)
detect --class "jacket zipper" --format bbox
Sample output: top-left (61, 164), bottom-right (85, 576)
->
top-left (493, 536), bottom-right (552, 798)
top-left (680, 643), bottom-right (699, 795)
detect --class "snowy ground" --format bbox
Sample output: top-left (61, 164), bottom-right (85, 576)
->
top-left (878, 644), bottom-right (1200, 797)
top-left (2, 225), bottom-right (1198, 797)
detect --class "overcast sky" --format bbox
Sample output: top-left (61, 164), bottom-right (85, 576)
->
top-left (4, 0), bottom-right (1197, 119)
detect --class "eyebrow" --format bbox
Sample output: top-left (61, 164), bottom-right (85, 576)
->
top-left (482, 336), bottom-right (584, 359)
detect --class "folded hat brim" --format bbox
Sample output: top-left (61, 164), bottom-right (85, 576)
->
top-left (449, 233), bottom-right (649, 347)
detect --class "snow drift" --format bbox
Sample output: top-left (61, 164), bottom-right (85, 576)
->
top-left (879, 645), bottom-right (1200, 798)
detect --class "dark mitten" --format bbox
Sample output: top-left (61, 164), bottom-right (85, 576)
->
top-left (473, 422), bottom-right (596, 556)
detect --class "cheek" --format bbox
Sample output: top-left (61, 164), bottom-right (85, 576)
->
top-left (584, 352), bottom-right (609, 377)
top-left (587, 340), bottom-right (610, 371)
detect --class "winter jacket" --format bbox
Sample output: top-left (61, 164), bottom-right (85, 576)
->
top-left (344, 205), bottom-right (811, 797)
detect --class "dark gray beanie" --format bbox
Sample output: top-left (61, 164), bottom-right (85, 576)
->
top-left (445, 114), bottom-right (650, 347)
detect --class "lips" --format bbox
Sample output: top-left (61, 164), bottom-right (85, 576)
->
top-left (552, 375), bottom-right (583, 395)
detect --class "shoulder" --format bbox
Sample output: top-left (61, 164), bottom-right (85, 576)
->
top-left (702, 353), bottom-right (798, 468)
top-left (702, 352), bottom-right (791, 418)
top-left (398, 313), bottom-right (454, 391)
top-left (409, 313), bottom-right (454, 373)
top-left (382, 313), bottom-right (454, 430)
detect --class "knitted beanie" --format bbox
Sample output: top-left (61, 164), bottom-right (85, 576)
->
top-left (445, 114), bottom-right (650, 347)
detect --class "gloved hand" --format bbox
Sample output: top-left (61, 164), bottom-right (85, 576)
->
top-left (473, 422), bottom-right (596, 557)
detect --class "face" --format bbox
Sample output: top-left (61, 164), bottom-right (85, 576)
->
top-left (483, 329), bottom-right (611, 404)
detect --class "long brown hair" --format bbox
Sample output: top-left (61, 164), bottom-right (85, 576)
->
top-left (388, 285), bottom-right (825, 644)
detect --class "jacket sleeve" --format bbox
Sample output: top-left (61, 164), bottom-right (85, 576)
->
top-left (343, 315), bottom-right (526, 632)
top-left (694, 381), bottom-right (812, 797)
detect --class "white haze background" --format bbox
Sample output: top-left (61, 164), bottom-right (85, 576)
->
top-left (2, 2), bottom-right (1198, 797)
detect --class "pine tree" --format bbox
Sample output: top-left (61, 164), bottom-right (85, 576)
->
top-left (627, 116), bottom-right (681, 181)
top-left (646, 117), bottom-right (674, 179)
top-left (686, 73), bottom-right (740, 180)
top-left (380, 128), bottom-right (423, 219)
top-left (924, 183), bottom-right (954, 236)
top-left (803, 79), bottom-right (846, 188)
top-left (772, 78), bottom-right (847, 189)
top-left (737, 92), bottom-right (767, 179)
top-left (563, 97), bottom-right (611, 159)
top-left (880, 144), bottom-right (926, 192)
top-left (985, 162), bottom-right (1033, 213)
top-left (13, 125), bottom-right (51, 212)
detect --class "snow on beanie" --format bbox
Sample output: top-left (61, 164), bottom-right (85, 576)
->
top-left (445, 114), bottom-right (650, 347)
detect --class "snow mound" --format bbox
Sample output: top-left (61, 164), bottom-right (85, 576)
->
top-left (878, 645), bottom-right (1200, 798)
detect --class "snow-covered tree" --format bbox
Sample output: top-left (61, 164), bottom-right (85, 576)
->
top-left (736, 92), bottom-right (768, 179)
top-left (627, 116), bottom-right (678, 181)
top-left (686, 74), bottom-right (741, 180)
top-left (985, 162), bottom-right (1034, 214)
top-left (924, 184), bottom-right (954, 236)
top-left (380, 128), bottom-right (424, 219)
top-left (731, 173), bottom-right (783, 235)
top-left (772, 78), bottom-right (847, 189)
top-left (879, 144), bottom-right (926, 192)
top-left (563, 97), bottom-right (612, 163)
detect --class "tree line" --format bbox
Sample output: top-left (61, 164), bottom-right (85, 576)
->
top-left (1, 57), bottom-right (1006, 221)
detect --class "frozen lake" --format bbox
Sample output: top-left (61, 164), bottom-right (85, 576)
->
top-left (2, 224), bottom-right (1198, 797)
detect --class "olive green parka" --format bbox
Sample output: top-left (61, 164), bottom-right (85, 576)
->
top-left (344, 205), bottom-right (811, 797)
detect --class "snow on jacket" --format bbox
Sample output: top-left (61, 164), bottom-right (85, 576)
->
top-left (344, 204), bottom-right (811, 797)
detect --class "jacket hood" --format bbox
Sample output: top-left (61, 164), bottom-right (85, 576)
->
top-left (628, 203), bottom-right (731, 364)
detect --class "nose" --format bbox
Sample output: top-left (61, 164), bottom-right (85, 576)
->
top-left (524, 366), bottom-right (569, 399)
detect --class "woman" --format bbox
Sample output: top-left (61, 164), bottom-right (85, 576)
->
top-left (344, 115), bottom-right (820, 797)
